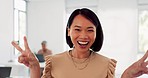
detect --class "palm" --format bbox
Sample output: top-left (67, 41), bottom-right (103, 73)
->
top-left (11, 36), bottom-right (39, 68)
top-left (126, 51), bottom-right (148, 77)
top-left (130, 62), bottom-right (147, 77)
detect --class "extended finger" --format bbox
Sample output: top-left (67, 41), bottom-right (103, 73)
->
top-left (11, 41), bottom-right (23, 53)
top-left (24, 36), bottom-right (30, 50)
top-left (143, 61), bottom-right (148, 67)
top-left (140, 50), bottom-right (148, 62)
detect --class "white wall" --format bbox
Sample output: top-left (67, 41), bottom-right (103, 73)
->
top-left (27, 0), bottom-right (65, 54)
top-left (98, 0), bottom-right (138, 76)
top-left (0, 0), bottom-right (14, 63)
top-left (0, 0), bottom-right (141, 77)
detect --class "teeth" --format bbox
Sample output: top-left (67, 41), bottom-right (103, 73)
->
top-left (78, 41), bottom-right (88, 45)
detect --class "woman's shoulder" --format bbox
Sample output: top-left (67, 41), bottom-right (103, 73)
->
top-left (94, 52), bottom-right (117, 77)
top-left (94, 52), bottom-right (109, 60)
top-left (53, 51), bottom-right (67, 57)
top-left (45, 51), bottom-right (68, 60)
top-left (93, 52), bottom-right (117, 64)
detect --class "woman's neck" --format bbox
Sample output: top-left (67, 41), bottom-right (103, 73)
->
top-left (71, 49), bottom-right (90, 59)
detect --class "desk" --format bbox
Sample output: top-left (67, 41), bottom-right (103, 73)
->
top-left (39, 62), bottom-right (45, 77)
top-left (39, 62), bottom-right (45, 68)
top-left (1, 61), bottom-right (45, 67)
top-left (0, 61), bottom-right (29, 77)
top-left (0, 61), bottom-right (45, 77)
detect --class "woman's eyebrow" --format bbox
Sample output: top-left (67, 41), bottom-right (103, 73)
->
top-left (87, 26), bottom-right (95, 29)
top-left (74, 25), bottom-right (81, 28)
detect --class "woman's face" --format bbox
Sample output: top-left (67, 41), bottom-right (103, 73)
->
top-left (68, 15), bottom-right (96, 52)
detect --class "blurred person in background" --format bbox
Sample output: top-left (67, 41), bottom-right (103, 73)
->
top-left (38, 41), bottom-right (52, 58)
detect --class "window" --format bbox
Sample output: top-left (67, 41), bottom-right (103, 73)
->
top-left (138, 0), bottom-right (148, 53)
top-left (14, 0), bottom-right (27, 55)
top-left (139, 10), bottom-right (148, 53)
top-left (137, 0), bottom-right (148, 61)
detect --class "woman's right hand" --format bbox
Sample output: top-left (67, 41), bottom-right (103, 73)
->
top-left (11, 36), bottom-right (39, 68)
top-left (12, 36), bottom-right (41, 78)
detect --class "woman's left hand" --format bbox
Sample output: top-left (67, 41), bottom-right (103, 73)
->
top-left (122, 50), bottom-right (148, 78)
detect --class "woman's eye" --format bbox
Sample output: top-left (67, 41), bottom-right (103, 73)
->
top-left (75, 29), bottom-right (81, 31)
top-left (88, 30), bottom-right (94, 32)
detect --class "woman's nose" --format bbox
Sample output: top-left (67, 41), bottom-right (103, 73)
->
top-left (79, 31), bottom-right (88, 39)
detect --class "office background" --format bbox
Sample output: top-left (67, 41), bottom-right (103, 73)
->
top-left (0, 0), bottom-right (148, 77)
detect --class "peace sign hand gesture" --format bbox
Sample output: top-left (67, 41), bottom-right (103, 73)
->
top-left (122, 50), bottom-right (148, 78)
top-left (11, 36), bottom-right (39, 68)
top-left (11, 36), bottom-right (40, 78)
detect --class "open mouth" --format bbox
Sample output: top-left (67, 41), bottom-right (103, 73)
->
top-left (77, 41), bottom-right (89, 46)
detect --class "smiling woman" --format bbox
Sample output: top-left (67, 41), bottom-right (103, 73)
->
top-left (11, 8), bottom-right (148, 78)
top-left (41, 8), bottom-right (116, 78)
